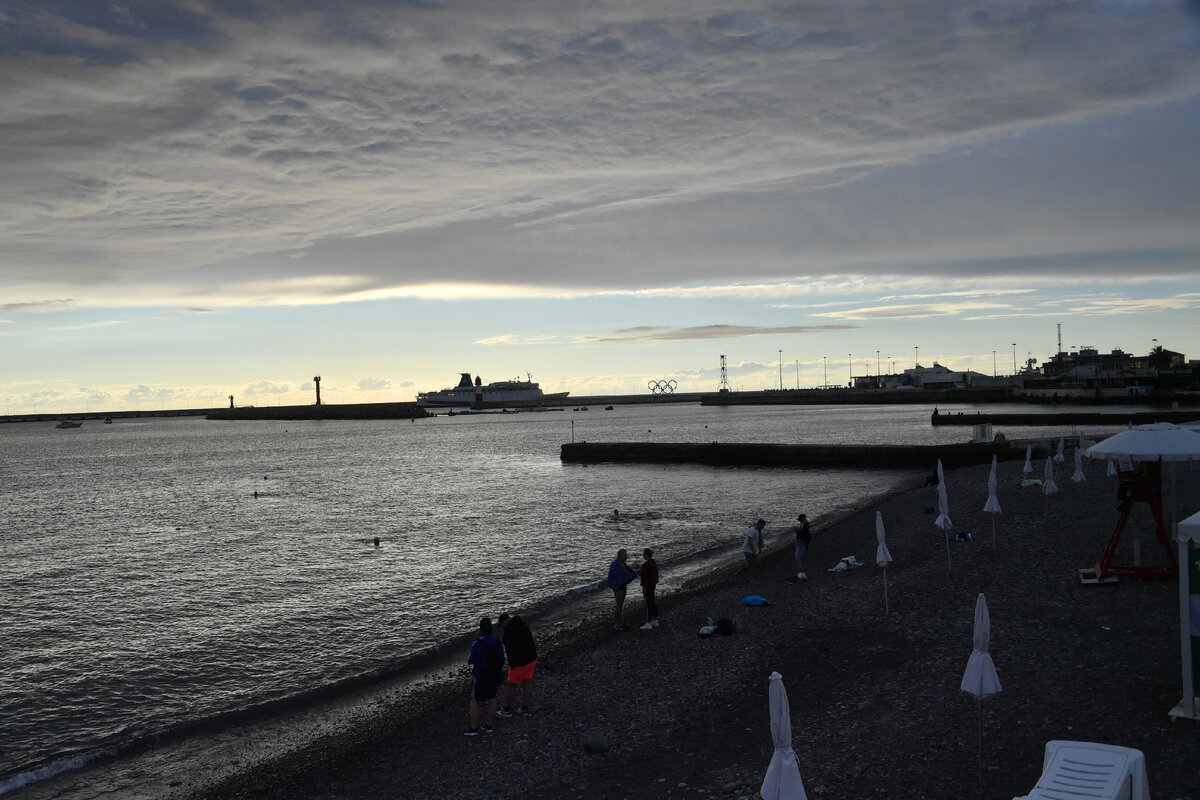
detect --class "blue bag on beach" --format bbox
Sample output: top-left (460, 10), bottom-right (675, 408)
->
top-left (740, 595), bottom-right (769, 606)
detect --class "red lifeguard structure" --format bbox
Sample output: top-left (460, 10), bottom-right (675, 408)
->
top-left (1088, 458), bottom-right (1177, 581)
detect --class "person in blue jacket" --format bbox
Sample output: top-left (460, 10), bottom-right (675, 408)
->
top-left (465, 617), bottom-right (505, 736)
top-left (606, 548), bottom-right (638, 630)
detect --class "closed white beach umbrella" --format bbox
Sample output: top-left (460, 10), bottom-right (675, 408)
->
top-left (982, 456), bottom-right (1001, 545)
top-left (961, 593), bottom-right (1001, 797)
top-left (1042, 456), bottom-right (1058, 497)
top-left (1022, 445), bottom-right (1033, 474)
top-left (761, 672), bottom-right (808, 800)
top-left (937, 458), bottom-right (945, 485)
top-left (875, 511), bottom-right (893, 614)
top-left (1107, 459), bottom-right (1118, 477)
top-left (1054, 438), bottom-right (1066, 463)
top-left (1072, 448), bottom-right (1087, 483)
top-left (961, 593), bottom-right (1002, 697)
top-left (936, 482), bottom-right (952, 531)
top-left (935, 476), bottom-right (953, 572)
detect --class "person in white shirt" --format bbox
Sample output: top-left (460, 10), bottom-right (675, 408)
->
top-left (743, 518), bottom-right (766, 581)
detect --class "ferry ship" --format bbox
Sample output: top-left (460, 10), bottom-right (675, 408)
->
top-left (416, 373), bottom-right (569, 408)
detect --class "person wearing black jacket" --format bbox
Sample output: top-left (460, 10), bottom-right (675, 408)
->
top-left (787, 514), bottom-right (811, 582)
top-left (496, 614), bottom-right (538, 716)
top-left (638, 548), bottom-right (660, 630)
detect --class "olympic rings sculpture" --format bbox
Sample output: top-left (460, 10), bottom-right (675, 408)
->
top-left (647, 379), bottom-right (678, 395)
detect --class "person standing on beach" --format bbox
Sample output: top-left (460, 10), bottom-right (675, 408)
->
top-left (743, 519), bottom-right (766, 581)
top-left (638, 548), bottom-right (660, 630)
top-left (606, 549), bottom-right (638, 630)
top-left (495, 614), bottom-right (537, 716)
top-left (465, 617), bottom-right (504, 736)
top-left (787, 514), bottom-right (811, 582)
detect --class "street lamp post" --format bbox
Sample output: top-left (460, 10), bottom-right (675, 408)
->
top-left (822, 356), bottom-right (827, 388)
top-left (848, 353), bottom-right (852, 386)
top-left (1012, 343), bottom-right (1017, 375)
top-left (914, 346), bottom-right (919, 367)
top-left (876, 350), bottom-right (880, 378)
top-left (794, 360), bottom-right (799, 389)
top-left (992, 350), bottom-right (996, 377)
top-left (778, 350), bottom-right (782, 391)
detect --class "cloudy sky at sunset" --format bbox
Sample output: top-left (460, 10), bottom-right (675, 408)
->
top-left (3, 1), bottom-right (1199, 413)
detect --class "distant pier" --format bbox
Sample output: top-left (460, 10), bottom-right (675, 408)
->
top-left (560, 440), bottom-right (1040, 469)
top-left (930, 408), bottom-right (1200, 426)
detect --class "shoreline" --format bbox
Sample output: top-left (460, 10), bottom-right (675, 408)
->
top-left (3, 471), bottom-right (912, 800)
top-left (178, 458), bottom-right (1200, 800)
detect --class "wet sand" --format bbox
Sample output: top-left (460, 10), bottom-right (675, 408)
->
top-left (186, 458), bottom-right (1200, 800)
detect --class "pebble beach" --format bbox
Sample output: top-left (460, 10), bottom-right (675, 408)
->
top-left (184, 459), bottom-right (1200, 800)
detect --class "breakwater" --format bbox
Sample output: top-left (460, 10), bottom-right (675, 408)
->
top-left (930, 408), bottom-right (1200, 426)
top-left (560, 440), bottom-right (1040, 469)
top-left (207, 402), bottom-right (427, 421)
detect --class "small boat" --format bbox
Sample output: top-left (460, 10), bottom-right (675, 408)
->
top-left (55, 420), bottom-right (83, 429)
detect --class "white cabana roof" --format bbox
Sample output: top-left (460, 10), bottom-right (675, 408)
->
top-left (1179, 510), bottom-right (1200, 544)
top-left (1085, 425), bottom-right (1200, 462)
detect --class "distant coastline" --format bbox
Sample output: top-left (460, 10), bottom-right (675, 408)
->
top-left (3, 386), bottom-right (1197, 424)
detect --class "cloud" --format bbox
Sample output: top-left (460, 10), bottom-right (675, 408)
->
top-left (0, 1), bottom-right (1196, 309)
top-left (243, 381), bottom-right (291, 396)
top-left (962, 293), bottom-right (1200, 321)
top-left (356, 377), bottom-right (392, 391)
top-left (123, 384), bottom-right (175, 401)
top-left (0, 300), bottom-right (75, 313)
top-left (578, 323), bottom-right (856, 342)
top-left (476, 333), bottom-right (562, 346)
top-left (49, 320), bottom-right (123, 331)
top-left (815, 302), bottom-right (1010, 321)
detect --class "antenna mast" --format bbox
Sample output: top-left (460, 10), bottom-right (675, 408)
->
top-left (718, 355), bottom-right (730, 392)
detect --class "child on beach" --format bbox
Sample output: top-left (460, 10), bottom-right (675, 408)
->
top-left (638, 548), bottom-right (659, 630)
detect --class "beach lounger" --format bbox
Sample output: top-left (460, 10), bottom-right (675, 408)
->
top-left (1014, 740), bottom-right (1149, 800)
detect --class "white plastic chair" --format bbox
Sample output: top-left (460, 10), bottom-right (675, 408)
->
top-left (1014, 740), bottom-right (1149, 800)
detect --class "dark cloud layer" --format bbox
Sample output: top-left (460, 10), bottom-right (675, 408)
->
top-left (581, 324), bottom-right (855, 342)
top-left (1, 1), bottom-right (1197, 306)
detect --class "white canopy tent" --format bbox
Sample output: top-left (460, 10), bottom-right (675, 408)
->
top-left (1085, 424), bottom-right (1200, 579)
top-left (1171, 510), bottom-right (1200, 721)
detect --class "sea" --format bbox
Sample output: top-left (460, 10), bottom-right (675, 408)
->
top-left (0, 401), bottom-right (1138, 798)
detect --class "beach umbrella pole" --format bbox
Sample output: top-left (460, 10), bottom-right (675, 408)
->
top-left (883, 567), bottom-right (889, 615)
top-left (977, 699), bottom-right (985, 799)
top-left (990, 516), bottom-right (996, 547)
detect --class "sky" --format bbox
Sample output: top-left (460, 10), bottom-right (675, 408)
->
top-left (2, 1), bottom-right (1199, 414)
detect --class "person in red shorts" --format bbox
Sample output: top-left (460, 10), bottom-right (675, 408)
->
top-left (495, 613), bottom-right (537, 716)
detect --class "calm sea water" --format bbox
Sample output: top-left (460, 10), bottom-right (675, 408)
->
top-left (0, 402), bottom-right (1135, 796)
